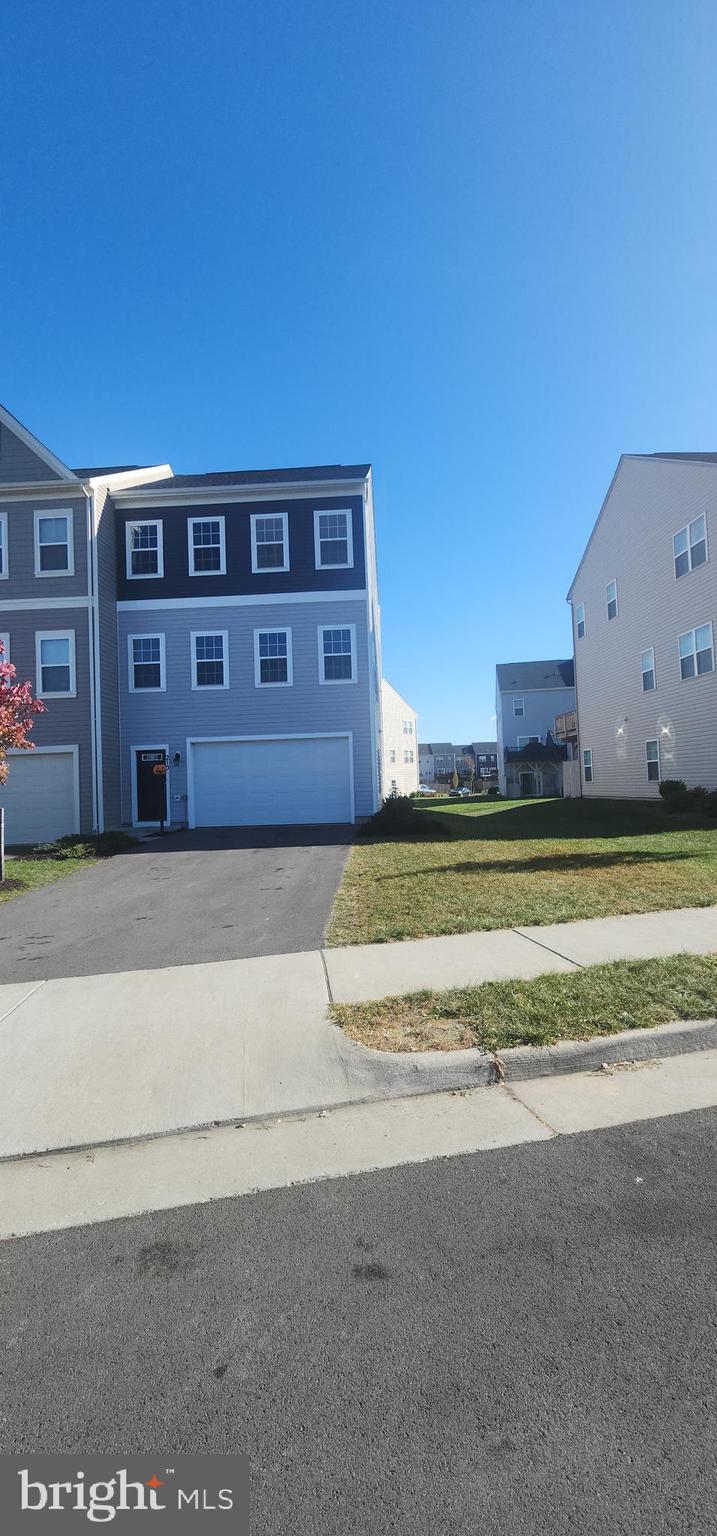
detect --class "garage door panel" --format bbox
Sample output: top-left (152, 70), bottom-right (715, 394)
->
top-left (192, 737), bottom-right (352, 827)
top-left (0, 751), bottom-right (78, 845)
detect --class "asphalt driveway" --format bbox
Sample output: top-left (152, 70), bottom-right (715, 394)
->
top-left (0, 827), bottom-right (352, 981)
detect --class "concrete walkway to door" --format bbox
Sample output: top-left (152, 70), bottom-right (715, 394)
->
top-left (1, 903), bottom-right (715, 1159)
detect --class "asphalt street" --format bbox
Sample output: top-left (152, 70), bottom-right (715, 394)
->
top-left (0, 826), bottom-right (351, 979)
top-left (3, 1106), bottom-right (716, 1533)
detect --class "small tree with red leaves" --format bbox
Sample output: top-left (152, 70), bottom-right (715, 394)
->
top-left (0, 640), bottom-right (45, 877)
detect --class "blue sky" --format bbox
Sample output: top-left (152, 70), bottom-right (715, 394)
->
top-left (3, 0), bottom-right (717, 740)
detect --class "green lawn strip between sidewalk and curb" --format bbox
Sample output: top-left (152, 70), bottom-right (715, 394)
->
top-left (329, 953), bottom-right (717, 1053)
top-left (326, 797), bottom-right (717, 946)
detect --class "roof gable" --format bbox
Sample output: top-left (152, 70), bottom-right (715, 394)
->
top-left (0, 405), bottom-right (77, 483)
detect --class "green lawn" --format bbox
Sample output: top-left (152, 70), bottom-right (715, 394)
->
top-left (0, 854), bottom-right (98, 901)
top-left (330, 953), bottom-right (717, 1053)
top-left (326, 796), bottom-right (717, 946)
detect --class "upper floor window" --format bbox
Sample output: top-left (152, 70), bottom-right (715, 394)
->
top-left (403, 749), bottom-right (414, 764)
top-left (254, 628), bottom-right (292, 687)
top-left (641, 647), bottom-right (656, 692)
top-left (646, 739), bottom-right (660, 783)
top-left (606, 579), bottom-right (618, 620)
top-left (389, 749), bottom-right (396, 763)
top-left (314, 509), bottom-right (353, 569)
top-left (679, 622), bottom-right (714, 680)
top-left (512, 697), bottom-right (524, 717)
top-left (192, 631), bottom-right (228, 689)
top-left (251, 513), bottom-right (289, 573)
top-left (576, 602), bottom-right (585, 639)
top-left (0, 512), bottom-right (7, 579)
top-left (126, 520), bottom-right (163, 579)
top-left (34, 511), bottom-right (74, 576)
top-left (188, 517), bottom-right (226, 576)
top-left (36, 630), bottom-right (76, 698)
top-left (583, 747), bottom-right (593, 783)
top-left (319, 625), bottom-right (356, 684)
top-left (129, 633), bottom-right (165, 692)
top-left (402, 719), bottom-right (413, 735)
top-left (674, 515), bottom-right (707, 579)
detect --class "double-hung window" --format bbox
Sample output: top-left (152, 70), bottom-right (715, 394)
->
top-left (403, 749), bottom-right (414, 764)
top-left (129, 634), bottom-right (165, 691)
top-left (34, 511), bottom-right (73, 575)
top-left (576, 602), bottom-right (585, 639)
top-left (646, 740), bottom-right (660, 783)
top-left (251, 514), bottom-right (289, 573)
top-left (314, 509), bottom-right (353, 569)
top-left (512, 697), bottom-right (524, 717)
top-left (192, 631), bottom-right (228, 689)
top-left (583, 747), bottom-right (593, 784)
top-left (0, 632), bottom-right (9, 668)
top-left (126, 520), bottom-right (163, 579)
top-left (679, 623), bottom-right (714, 680)
top-left (36, 630), bottom-right (75, 697)
top-left (0, 512), bottom-right (7, 578)
top-left (674, 515), bottom-right (707, 578)
top-left (254, 628), bottom-right (292, 686)
top-left (188, 517), bottom-right (226, 575)
top-left (641, 647), bottom-right (656, 692)
top-left (319, 625), bottom-right (356, 683)
top-left (389, 749), bottom-right (396, 763)
top-left (606, 579), bottom-right (618, 620)
top-left (402, 719), bottom-right (413, 735)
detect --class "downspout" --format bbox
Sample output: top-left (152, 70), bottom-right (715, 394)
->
top-left (84, 486), bottom-right (104, 833)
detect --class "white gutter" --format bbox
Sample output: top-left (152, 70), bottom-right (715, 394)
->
top-left (83, 486), bottom-right (104, 833)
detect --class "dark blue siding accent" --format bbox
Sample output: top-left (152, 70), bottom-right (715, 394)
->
top-left (116, 495), bottom-right (365, 599)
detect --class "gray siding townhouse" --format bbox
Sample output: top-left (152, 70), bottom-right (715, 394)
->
top-left (418, 742), bottom-right (475, 785)
top-left (568, 452), bottom-right (717, 797)
top-left (0, 405), bottom-right (382, 843)
top-left (495, 659), bottom-right (575, 797)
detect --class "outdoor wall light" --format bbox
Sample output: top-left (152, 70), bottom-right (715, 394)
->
top-left (173, 751), bottom-right (182, 766)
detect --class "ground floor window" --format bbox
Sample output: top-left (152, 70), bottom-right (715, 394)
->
top-left (646, 739), bottom-right (660, 782)
top-left (583, 747), bottom-right (593, 783)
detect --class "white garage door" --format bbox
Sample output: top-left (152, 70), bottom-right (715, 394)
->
top-left (0, 749), bottom-right (79, 846)
top-left (191, 736), bottom-right (353, 827)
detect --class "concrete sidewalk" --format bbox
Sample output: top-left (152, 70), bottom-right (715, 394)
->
top-left (1, 904), bottom-right (716, 1158)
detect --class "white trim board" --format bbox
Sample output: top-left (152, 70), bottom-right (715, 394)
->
top-left (117, 589), bottom-right (367, 611)
top-left (185, 731), bottom-right (355, 829)
top-left (0, 596), bottom-right (90, 611)
top-left (130, 743), bottom-right (171, 828)
top-left (113, 479), bottom-right (369, 508)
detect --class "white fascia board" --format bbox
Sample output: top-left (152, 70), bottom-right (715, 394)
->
top-left (112, 477), bottom-right (369, 508)
top-left (0, 404), bottom-right (78, 481)
top-left (87, 464), bottom-right (174, 490)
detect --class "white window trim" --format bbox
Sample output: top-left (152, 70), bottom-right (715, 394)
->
top-left (191, 630), bottom-right (230, 690)
top-left (606, 578), bottom-right (618, 619)
top-left (128, 632), bottom-right (166, 693)
top-left (673, 515), bottom-right (708, 578)
top-left (512, 697), bottom-right (525, 716)
top-left (33, 508), bottom-right (74, 578)
top-left (0, 631), bottom-right (8, 660)
top-left (318, 623), bottom-right (357, 685)
top-left (641, 646), bottom-right (656, 691)
top-left (250, 512), bottom-right (289, 575)
top-left (645, 738), bottom-right (661, 783)
top-left (187, 516), bottom-right (226, 577)
top-left (313, 507), bottom-right (354, 571)
top-left (402, 719), bottom-right (414, 734)
top-left (0, 511), bottom-right (8, 580)
top-left (125, 519), bottom-right (164, 580)
top-left (576, 602), bottom-right (585, 639)
top-left (389, 749), bottom-right (396, 763)
top-left (253, 627), bottom-right (293, 688)
top-left (678, 621), bottom-right (715, 681)
top-left (583, 747), bottom-right (593, 783)
top-left (36, 628), bottom-right (76, 698)
top-left (403, 749), bottom-right (414, 764)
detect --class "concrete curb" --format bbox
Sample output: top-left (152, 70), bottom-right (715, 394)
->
top-left (334, 1016), bottom-right (717, 1098)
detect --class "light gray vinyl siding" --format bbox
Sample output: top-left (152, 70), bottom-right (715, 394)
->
top-left (0, 495), bottom-right (88, 600)
top-left (0, 424), bottom-right (65, 484)
top-left (94, 487), bottom-right (122, 827)
top-left (571, 455), bottom-right (717, 797)
top-left (496, 683), bottom-right (575, 792)
top-left (117, 600), bottom-right (374, 824)
top-left (1, 605), bottom-right (94, 832)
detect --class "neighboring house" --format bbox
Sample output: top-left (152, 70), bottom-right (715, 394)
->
top-left (495, 659), bottom-right (575, 797)
top-left (568, 452), bottom-right (717, 797)
top-left (381, 680), bottom-right (418, 796)
top-left (471, 740), bottom-right (499, 780)
top-left (0, 404), bottom-right (382, 842)
top-left (418, 742), bottom-right (475, 784)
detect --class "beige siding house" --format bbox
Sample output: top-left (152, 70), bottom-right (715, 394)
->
top-left (568, 453), bottom-right (717, 798)
top-left (381, 679), bottom-right (418, 796)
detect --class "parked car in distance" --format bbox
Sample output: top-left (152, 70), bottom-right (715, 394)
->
top-left (449, 786), bottom-right (472, 798)
top-left (418, 784), bottom-right (436, 795)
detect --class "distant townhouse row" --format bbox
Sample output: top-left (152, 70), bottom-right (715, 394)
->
top-left (0, 404), bottom-right (413, 843)
top-left (418, 742), bottom-right (498, 786)
top-left (568, 452), bottom-right (717, 797)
